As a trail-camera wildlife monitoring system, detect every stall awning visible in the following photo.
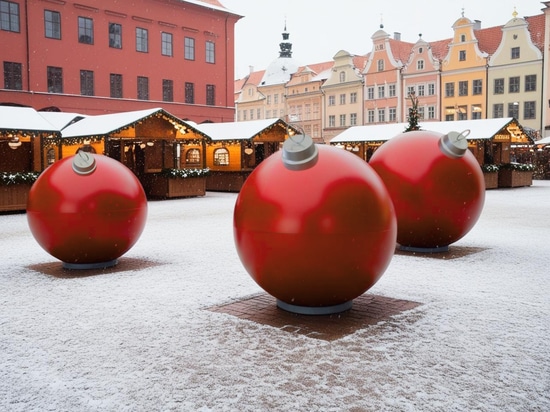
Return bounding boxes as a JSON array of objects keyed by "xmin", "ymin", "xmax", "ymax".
[
  {"xmin": 0, "ymin": 106, "xmax": 60, "ymax": 137},
  {"xmin": 194, "ymin": 118, "xmax": 299, "ymax": 141}
]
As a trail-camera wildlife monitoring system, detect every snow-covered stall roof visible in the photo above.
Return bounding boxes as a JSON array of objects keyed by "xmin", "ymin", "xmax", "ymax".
[
  {"xmin": 194, "ymin": 118, "xmax": 298, "ymax": 141},
  {"xmin": 38, "ymin": 112, "xmax": 87, "ymax": 131},
  {"xmin": 0, "ymin": 106, "xmax": 60, "ymax": 137},
  {"xmin": 534, "ymin": 135, "xmax": 550, "ymax": 145},
  {"xmin": 330, "ymin": 118, "xmax": 527, "ymax": 144},
  {"xmin": 60, "ymin": 108, "xmax": 205, "ymax": 139}
]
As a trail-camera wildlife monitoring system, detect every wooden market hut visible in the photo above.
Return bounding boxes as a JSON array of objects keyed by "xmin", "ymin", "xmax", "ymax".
[
  {"xmin": 0, "ymin": 106, "xmax": 61, "ymax": 212},
  {"xmin": 49, "ymin": 108, "xmax": 211, "ymax": 198},
  {"xmin": 330, "ymin": 118, "xmax": 535, "ymax": 188},
  {"xmin": 194, "ymin": 118, "xmax": 300, "ymax": 192}
]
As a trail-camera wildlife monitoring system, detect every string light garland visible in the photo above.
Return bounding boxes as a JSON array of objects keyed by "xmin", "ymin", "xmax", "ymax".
[
  {"xmin": 0, "ymin": 171, "xmax": 41, "ymax": 186},
  {"xmin": 160, "ymin": 167, "xmax": 210, "ymax": 179}
]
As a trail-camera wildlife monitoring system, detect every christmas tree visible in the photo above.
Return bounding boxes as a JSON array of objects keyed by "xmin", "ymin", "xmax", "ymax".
[{"xmin": 404, "ymin": 92, "xmax": 420, "ymax": 132}]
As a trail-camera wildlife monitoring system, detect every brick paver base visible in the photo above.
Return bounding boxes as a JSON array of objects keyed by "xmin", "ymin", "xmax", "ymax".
[{"xmin": 208, "ymin": 293, "xmax": 422, "ymax": 341}]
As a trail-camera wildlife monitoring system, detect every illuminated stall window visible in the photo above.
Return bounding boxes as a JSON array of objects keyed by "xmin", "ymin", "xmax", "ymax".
[
  {"xmin": 186, "ymin": 148, "xmax": 201, "ymax": 165},
  {"xmin": 213, "ymin": 147, "xmax": 229, "ymax": 166}
]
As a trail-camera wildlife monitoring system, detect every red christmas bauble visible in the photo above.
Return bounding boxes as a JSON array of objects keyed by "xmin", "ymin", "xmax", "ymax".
[
  {"xmin": 233, "ymin": 137, "xmax": 396, "ymax": 314},
  {"xmin": 369, "ymin": 130, "xmax": 485, "ymax": 251},
  {"xmin": 27, "ymin": 152, "xmax": 148, "ymax": 269}
]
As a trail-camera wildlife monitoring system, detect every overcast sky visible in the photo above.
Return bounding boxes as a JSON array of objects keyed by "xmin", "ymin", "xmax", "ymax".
[{"xmin": 220, "ymin": 0, "xmax": 545, "ymax": 79}]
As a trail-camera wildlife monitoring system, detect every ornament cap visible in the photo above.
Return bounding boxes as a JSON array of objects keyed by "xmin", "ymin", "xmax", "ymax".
[
  {"xmin": 72, "ymin": 151, "xmax": 97, "ymax": 175},
  {"xmin": 439, "ymin": 129, "xmax": 470, "ymax": 158},
  {"xmin": 282, "ymin": 134, "xmax": 318, "ymax": 170}
]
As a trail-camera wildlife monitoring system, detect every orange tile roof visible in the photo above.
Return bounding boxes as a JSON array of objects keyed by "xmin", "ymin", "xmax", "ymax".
[
  {"xmin": 525, "ymin": 14, "xmax": 546, "ymax": 50},
  {"xmin": 388, "ymin": 38, "xmax": 415, "ymax": 64},
  {"xmin": 475, "ymin": 25, "xmax": 503, "ymax": 55},
  {"xmin": 429, "ymin": 38, "xmax": 452, "ymax": 60}
]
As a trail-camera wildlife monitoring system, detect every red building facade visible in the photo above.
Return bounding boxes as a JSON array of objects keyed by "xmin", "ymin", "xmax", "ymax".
[{"xmin": 0, "ymin": 0, "xmax": 240, "ymax": 122}]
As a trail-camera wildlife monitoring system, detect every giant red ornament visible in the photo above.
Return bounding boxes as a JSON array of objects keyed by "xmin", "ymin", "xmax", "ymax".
[
  {"xmin": 27, "ymin": 152, "xmax": 148, "ymax": 269},
  {"xmin": 369, "ymin": 130, "xmax": 485, "ymax": 252},
  {"xmin": 233, "ymin": 135, "xmax": 397, "ymax": 315}
]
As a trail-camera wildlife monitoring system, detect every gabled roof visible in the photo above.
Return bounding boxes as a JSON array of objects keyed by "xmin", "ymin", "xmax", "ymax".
[
  {"xmin": 388, "ymin": 38, "xmax": 415, "ymax": 64},
  {"xmin": 61, "ymin": 108, "xmax": 205, "ymax": 139},
  {"xmin": 475, "ymin": 25, "xmax": 504, "ymax": 55},
  {"xmin": 0, "ymin": 106, "xmax": 60, "ymax": 137},
  {"xmin": 38, "ymin": 112, "xmax": 87, "ymax": 130},
  {"xmin": 331, "ymin": 118, "xmax": 527, "ymax": 143},
  {"xmin": 525, "ymin": 14, "xmax": 546, "ymax": 49},
  {"xmin": 194, "ymin": 118, "xmax": 298, "ymax": 141}
]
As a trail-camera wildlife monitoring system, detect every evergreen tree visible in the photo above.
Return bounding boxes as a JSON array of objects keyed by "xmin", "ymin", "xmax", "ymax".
[{"xmin": 404, "ymin": 92, "xmax": 420, "ymax": 132}]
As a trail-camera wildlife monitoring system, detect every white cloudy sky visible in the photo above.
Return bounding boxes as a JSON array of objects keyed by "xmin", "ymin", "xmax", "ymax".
[{"xmin": 220, "ymin": 0, "xmax": 545, "ymax": 78}]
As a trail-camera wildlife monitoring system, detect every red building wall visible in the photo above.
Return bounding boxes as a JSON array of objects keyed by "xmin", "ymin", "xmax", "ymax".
[{"xmin": 0, "ymin": 0, "xmax": 241, "ymax": 122}]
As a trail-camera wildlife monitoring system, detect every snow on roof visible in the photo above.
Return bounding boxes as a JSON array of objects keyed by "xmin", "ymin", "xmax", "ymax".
[
  {"xmin": 60, "ymin": 108, "xmax": 201, "ymax": 139},
  {"xmin": 0, "ymin": 106, "xmax": 60, "ymax": 136},
  {"xmin": 331, "ymin": 118, "xmax": 520, "ymax": 143},
  {"xmin": 38, "ymin": 112, "xmax": 87, "ymax": 131},
  {"xmin": 534, "ymin": 135, "xmax": 550, "ymax": 145},
  {"xmin": 194, "ymin": 118, "xmax": 291, "ymax": 141}
]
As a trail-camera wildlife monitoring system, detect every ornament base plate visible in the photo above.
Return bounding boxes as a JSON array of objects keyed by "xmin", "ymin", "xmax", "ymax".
[
  {"xmin": 276, "ymin": 299, "xmax": 353, "ymax": 315},
  {"xmin": 398, "ymin": 244, "xmax": 449, "ymax": 253},
  {"xmin": 62, "ymin": 259, "xmax": 118, "ymax": 270}
]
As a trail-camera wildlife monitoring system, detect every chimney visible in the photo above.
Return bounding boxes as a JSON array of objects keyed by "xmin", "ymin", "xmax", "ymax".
[
  {"xmin": 473, "ymin": 20, "xmax": 481, "ymax": 30},
  {"xmin": 249, "ymin": 65, "xmax": 254, "ymax": 74},
  {"xmin": 394, "ymin": 32, "xmax": 401, "ymax": 40}
]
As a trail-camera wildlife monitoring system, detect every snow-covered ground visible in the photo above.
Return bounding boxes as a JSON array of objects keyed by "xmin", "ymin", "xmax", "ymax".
[{"xmin": 1, "ymin": 181, "xmax": 549, "ymax": 411}]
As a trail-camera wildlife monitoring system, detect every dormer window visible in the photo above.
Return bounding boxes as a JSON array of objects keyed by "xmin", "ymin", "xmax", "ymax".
[
  {"xmin": 377, "ymin": 59, "xmax": 384, "ymax": 72},
  {"xmin": 418, "ymin": 47, "xmax": 423, "ymax": 53},
  {"xmin": 339, "ymin": 71, "xmax": 346, "ymax": 83},
  {"xmin": 511, "ymin": 47, "xmax": 520, "ymax": 59},
  {"xmin": 417, "ymin": 60, "xmax": 424, "ymax": 70},
  {"xmin": 460, "ymin": 34, "xmax": 466, "ymax": 42},
  {"xmin": 459, "ymin": 50, "xmax": 466, "ymax": 61}
]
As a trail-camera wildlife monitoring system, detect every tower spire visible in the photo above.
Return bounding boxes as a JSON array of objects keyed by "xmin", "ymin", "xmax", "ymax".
[{"xmin": 279, "ymin": 21, "xmax": 292, "ymax": 58}]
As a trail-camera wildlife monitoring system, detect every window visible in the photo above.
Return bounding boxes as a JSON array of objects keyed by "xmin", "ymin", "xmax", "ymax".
[
  {"xmin": 44, "ymin": 10, "xmax": 61, "ymax": 39},
  {"xmin": 137, "ymin": 76, "xmax": 148, "ymax": 100},
  {"xmin": 524, "ymin": 101, "xmax": 535, "ymax": 119},
  {"xmin": 428, "ymin": 83, "xmax": 435, "ymax": 95},
  {"xmin": 206, "ymin": 84, "xmax": 215, "ymax": 105},
  {"xmin": 418, "ymin": 107, "xmax": 425, "ymax": 120},
  {"xmin": 0, "ymin": 1, "xmax": 19, "ymax": 32},
  {"xmin": 388, "ymin": 84, "xmax": 396, "ymax": 97},
  {"xmin": 367, "ymin": 87, "xmax": 374, "ymax": 100},
  {"xmin": 407, "ymin": 86, "xmax": 415, "ymax": 96},
  {"xmin": 457, "ymin": 105, "xmax": 467, "ymax": 120},
  {"xmin": 185, "ymin": 82, "xmax": 194, "ymax": 104},
  {"xmin": 161, "ymin": 32, "xmax": 173, "ymax": 56},
  {"xmin": 460, "ymin": 34, "xmax": 466, "ymax": 42},
  {"xmin": 206, "ymin": 41, "xmax": 215, "ymax": 63},
  {"xmin": 508, "ymin": 102, "xmax": 519, "ymax": 118},
  {"xmin": 428, "ymin": 106, "xmax": 435, "ymax": 119},
  {"xmin": 3, "ymin": 61, "xmax": 22, "ymax": 90},
  {"xmin": 350, "ymin": 113, "xmax": 357, "ymax": 126},
  {"xmin": 473, "ymin": 79, "xmax": 482, "ymax": 95},
  {"xmin": 184, "ymin": 37, "xmax": 195, "ymax": 60},
  {"xmin": 459, "ymin": 50, "xmax": 466, "ymax": 61},
  {"xmin": 417, "ymin": 84, "xmax": 425, "ymax": 96},
  {"xmin": 47, "ymin": 148, "xmax": 55, "ymax": 166},
  {"xmin": 78, "ymin": 17, "xmax": 93, "ymax": 44},
  {"xmin": 525, "ymin": 75, "xmax": 536, "ymax": 92},
  {"xmin": 213, "ymin": 148, "xmax": 229, "ymax": 166},
  {"xmin": 445, "ymin": 107, "xmax": 455, "ymax": 121},
  {"xmin": 377, "ymin": 59, "xmax": 384, "ymax": 71},
  {"xmin": 511, "ymin": 47, "xmax": 520, "ymax": 59},
  {"xmin": 136, "ymin": 27, "xmax": 148, "ymax": 52},
  {"xmin": 378, "ymin": 86, "xmax": 385, "ymax": 99},
  {"xmin": 350, "ymin": 92, "xmax": 357, "ymax": 104},
  {"xmin": 163, "ymin": 79, "xmax": 173, "ymax": 102},
  {"xmin": 509, "ymin": 76, "xmax": 520, "ymax": 93},
  {"xmin": 367, "ymin": 110, "xmax": 375, "ymax": 123},
  {"xmin": 266, "ymin": 95, "xmax": 271, "ymax": 105},
  {"xmin": 378, "ymin": 108, "xmax": 385, "ymax": 122},
  {"xmin": 109, "ymin": 23, "xmax": 121, "ymax": 48},
  {"xmin": 493, "ymin": 103, "xmax": 503, "ymax": 118},
  {"xmin": 47, "ymin": 66, "xmax": 62, "ymax": 93},
  {"xmin": 328, "ymin": 115, "xmax": 335, "ymax": 127},
  {"xmin": 274, "ymin": 94, "xmax": 279, "ymax": 104},
  {"xmin": 459, "ymin": 81, "xmax": 468, "ymax": 96},
  {"xmin": 328, "ymin": 95, "xmax": 335, "ymax": 106},
  {"xmin": 471, "ymin": 105, "xmax": 482, "ymax": 120},
  {"xmin": 417, "ymin": 60, "xmax": 424, "ymax": 70},
  {"xmin": 110, "ymin": 73, "xmax": 122, "ymax": 98},
  {"xmin": 445, "ymin": 82, "xmax": 454, "ymax": 97},
  {"xmin": 339, "ymin": 71, "xmax": 345, "ymax": 82},
  {"xmin": 80, "ymin": 70, "xmax": 94, "ymax": 96},
  {"xmin": 186, "ymin": 149, "xmax": 200, "ymax": 165},
  {"xmin": 389, "ymin": 108, "xmax": 396, "ymax": 122},
  {"xmin": 339, "ymin": 114, "xmax": 346, "ymax": 127},
  {"xmin": 494, "ymin": 78, "xmax": 504, "ymax": 94},
  {"xmin": 249, "ymin": 109, "xmax": 253, "ymax": 120},
  {"xmin": 257, "ymin": 108, "xmax": 261, "ymax": 119},
  {"xmin": 339, "ymin": 94, "xmax": 346, "ymax": 105}
]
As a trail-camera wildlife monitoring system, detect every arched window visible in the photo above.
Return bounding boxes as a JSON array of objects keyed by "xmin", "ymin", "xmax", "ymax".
[
  {"xmin": 213, "ymin": 147, "xmax": 229, "ymax": 166},
  {"xmin": 185, "ymin": 148, "xmax": 201, "ymax": 165},
  {"xmin": 46, "ymin": 148, "xmax": 56, "ymax": 165},
  {"xmin": 339, "ymin": 71, "xmax": 346, "ymax": 83},
  {"xmin": 460, "ymin": 34, "xmax": 466, "ymax": 42}
]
